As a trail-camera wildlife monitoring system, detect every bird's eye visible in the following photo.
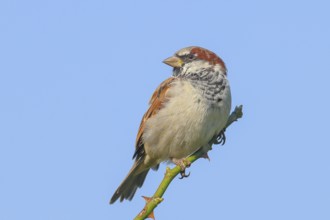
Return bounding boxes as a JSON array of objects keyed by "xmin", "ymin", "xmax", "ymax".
[{"xmin": 188, "ymin": 54, "xmax": 195, "ymax": 60}]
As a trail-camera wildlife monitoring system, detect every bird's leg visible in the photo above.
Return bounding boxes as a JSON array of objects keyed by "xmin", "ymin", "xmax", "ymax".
[{"xmin": 171, "ymin": 158, "xmax": 191, "ymax": 179}]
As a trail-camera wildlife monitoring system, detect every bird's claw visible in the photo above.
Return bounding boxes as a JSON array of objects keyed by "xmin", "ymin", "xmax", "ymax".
[
  {"xmin": 172, "ymin": 158, "xmax": 191, "ymax": 179},
  {"xmin": 214, "ymin": 130, "xmax": 226, "ymax": 145},
  {"xmin": 179, "ymin": 170, "xmax": 190, "ymax": 179}
]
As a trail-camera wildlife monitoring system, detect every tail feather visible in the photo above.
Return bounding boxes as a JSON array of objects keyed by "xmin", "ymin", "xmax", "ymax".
[{"xmin": 110, "ymin": 161, "xmax": 150, "ymax": 204}]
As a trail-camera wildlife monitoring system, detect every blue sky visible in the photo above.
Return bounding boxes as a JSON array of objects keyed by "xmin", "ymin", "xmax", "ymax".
[{"xmin": 1, "ymin": 0, "xmax": 329, "ymax": 219}]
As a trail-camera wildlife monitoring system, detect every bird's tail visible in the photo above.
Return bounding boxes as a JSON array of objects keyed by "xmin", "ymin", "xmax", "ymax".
[{"xmin": 110, "ymin": 161, "xmax": 150, "ymax": 204}]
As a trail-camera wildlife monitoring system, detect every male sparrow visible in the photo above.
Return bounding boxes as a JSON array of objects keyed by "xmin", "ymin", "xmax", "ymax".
[{"xmin": 110, "ymin": 46, "xmax": 231, "ymax": 204}]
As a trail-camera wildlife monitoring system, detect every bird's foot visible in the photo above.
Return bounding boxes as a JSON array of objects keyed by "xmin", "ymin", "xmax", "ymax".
[
  {"xmin": 214, "ymin": 129, "xmax": 226, "ymax": 145},
  {"xmin": 172, "ymin": 158, "xmax": 191, "ymax": 179}
]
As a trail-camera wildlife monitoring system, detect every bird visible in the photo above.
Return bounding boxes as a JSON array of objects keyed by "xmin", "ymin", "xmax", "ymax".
[{"xmin": 110, "ymin": 46, "xmax": 231, "ymax": 204}]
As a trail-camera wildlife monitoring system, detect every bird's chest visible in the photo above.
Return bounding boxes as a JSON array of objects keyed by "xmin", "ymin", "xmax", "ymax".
[
  {"xmin": 165, "ymin": 80, "xmax": 230, "ymax": 155},
  {"xmin": 188, "ymin": 80, "xmax": 231, "ymax": 135},
  {"xmin": 143, "ymin": 79, "xmax": 231, "ymax": 161}
]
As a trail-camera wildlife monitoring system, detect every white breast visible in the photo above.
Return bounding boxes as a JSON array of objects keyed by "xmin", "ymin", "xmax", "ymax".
[{"xmin": 142, "ymin": 78, "xmax": 231, "ymax": 165}]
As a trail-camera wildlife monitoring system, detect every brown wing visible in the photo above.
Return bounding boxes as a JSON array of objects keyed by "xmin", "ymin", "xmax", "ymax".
[{"xmin": 132, "ymin": 77, "xmax": 177, "ymax": 160}]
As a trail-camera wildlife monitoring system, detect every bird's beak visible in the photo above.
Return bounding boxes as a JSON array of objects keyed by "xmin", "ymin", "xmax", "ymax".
[{"xmin": 163, "ymin": 56, "xmax": 184, "ymax": 68}]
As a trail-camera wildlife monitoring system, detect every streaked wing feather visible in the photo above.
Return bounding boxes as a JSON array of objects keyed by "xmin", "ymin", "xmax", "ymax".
[{"xmin": 133, "ymin": 77, "xmax": 177, "ymax": 160}]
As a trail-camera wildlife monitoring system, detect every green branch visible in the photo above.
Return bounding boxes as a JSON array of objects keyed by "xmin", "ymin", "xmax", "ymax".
[{"xmin": 134, "ymin": 105, "xmax": 243, "ymax": 220}]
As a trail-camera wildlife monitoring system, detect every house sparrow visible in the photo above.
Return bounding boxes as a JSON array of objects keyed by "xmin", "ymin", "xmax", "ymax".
[{"xmin": 110, "ymin": 46, "xmax": 231, "ymax": 204}]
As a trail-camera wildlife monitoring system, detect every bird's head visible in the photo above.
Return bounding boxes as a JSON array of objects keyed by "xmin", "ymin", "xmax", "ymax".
[{"xmin": 163, "ymin": 46, "xmax": 227, "ymax": 77}]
